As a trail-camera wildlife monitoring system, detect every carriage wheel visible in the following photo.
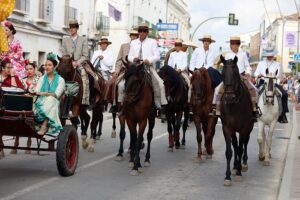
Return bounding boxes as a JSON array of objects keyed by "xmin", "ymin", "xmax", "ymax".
[{"xmin": 56, "ymin": 125, "xmax": 79, "ymax": 177}]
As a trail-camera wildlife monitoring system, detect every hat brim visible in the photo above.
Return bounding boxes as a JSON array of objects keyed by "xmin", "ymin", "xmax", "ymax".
[
  {"xmin": 262, "ymin": 53, "xmax": 276, "ymax": 57},
  {"xmin": 98, "ymin": 42, "xmax": 112, "ymax": 45},
  {"xmin": 199, "ymin": 38, "xmax": 215, "ymax": 43},
  {"xmin": 134, "ymin": 26, "xmax": 153, "ymax": 31}
]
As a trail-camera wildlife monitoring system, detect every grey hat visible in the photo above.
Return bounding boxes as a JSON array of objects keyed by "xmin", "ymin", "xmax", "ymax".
[{"xmin": 262, "ymin": 46, "xmax": 277, "ymax": 57}]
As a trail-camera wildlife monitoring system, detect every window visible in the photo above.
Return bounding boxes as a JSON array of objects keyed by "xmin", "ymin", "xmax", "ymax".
[
  {"xmin": 39, "ymin": 0, "xmax": 54, "ymax": 21},
  {"xmin": 69, "ymin": 7, "xmax": 78, "ymax": 20},
  {"xmin": 15, "ymin": 0, "xmax": 30, "ymax": 12},
  {"xmin": 95, "ymin": 12, "xmax": 110, "ymax": 36},
  {"xmin": 38, "ymin": 52, "xmax": 46, "ymax": 67}
]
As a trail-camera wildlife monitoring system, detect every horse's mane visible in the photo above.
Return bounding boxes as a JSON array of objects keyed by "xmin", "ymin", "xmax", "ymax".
[
  {"xmin": 124, "ymin": 63, "xmax": 138, "ymax": 81},
  {"xmin": 160, "ymin": 65, "xmax": 181, "ymax": 89}
]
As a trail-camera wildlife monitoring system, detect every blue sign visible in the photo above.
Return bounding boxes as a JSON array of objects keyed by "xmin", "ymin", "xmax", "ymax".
[
  {"xmin": 156, "ymin": 23, "xmax": 179, "ymax": 31},
  {"xmin": 294, "ymin": 53, "xmax": 300, "ymax": 61}
]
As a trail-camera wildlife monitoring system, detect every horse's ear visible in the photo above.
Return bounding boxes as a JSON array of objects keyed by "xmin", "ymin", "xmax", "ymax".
[
  {"xmin": 275, "ymin": 69, "xmax": 278, "ymax": 76},
  {"xmin": 233, "ymin": 56, "xmax": 238, "ymax": 64},
  {"xmin": 57, "ymin": 55, "xmax": 61, "ymax": 61},
  {"xmin": 122, "ymin": 57, "xmax": 129, "ymax": 69},
  {"xmin": 266, "ymin": 68, "xmax": 269, "ymax": 75},
  {"xmin": 220, "ymin": 55, "xmax": 226, "ymax": 64}
]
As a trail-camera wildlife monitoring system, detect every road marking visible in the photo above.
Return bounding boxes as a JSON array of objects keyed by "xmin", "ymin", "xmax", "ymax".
[
  {"xmin": 0, "ymin": 132, "xmax": 168, "ymax": 200},
  {"xmin": 216, "ymin": 123, "xmax": 285, "ymax": 131}
]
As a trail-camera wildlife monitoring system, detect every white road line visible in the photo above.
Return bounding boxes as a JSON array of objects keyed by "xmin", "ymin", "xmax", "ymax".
[{"xmin": 0, "ymin": 132, "xmax": 168, "ymax": 200}]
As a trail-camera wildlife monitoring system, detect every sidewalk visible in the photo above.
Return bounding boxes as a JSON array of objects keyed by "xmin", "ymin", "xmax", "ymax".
[{"xmin": 278, "ymin": 108, "xmax": 300, "ymax": 200}]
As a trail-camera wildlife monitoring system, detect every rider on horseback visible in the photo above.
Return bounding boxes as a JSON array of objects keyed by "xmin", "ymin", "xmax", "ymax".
[
  {"xmin": 254, "ymin": 45, "xmax": 288, "ymax": 123},
  {"xmin": 61, "ymin": 19, "xmax": 90, "ymax": 106},
  {"xmin": 167, "ymin": 39, "xmax": 190, "ymax": 96},
  {"xmin": 127, "ymin": 23, "xmax": 168, "ymax": 113},
  {"xmin": 211, "ymin": 36, "xmax": 260, "ymax": 120}
]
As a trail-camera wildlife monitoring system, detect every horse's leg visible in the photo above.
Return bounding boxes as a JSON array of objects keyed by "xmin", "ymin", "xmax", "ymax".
[
  {"xmin": 25, "ymin": 137, "xmax": 32, "ymax": 154},
  {"xmin": 128, "ymin": 120, "xmax": 137, "ymax": 169},
  {"xmin": 235, "ymin": 134, "xmax": 244, "ymax": 181},
  {"xmin": 0, "ymin": 136, "xmax": 4, "ymax": 159},
  {"xmin": 231, "ymin": 132, "xmax": 239, "ymax": 174},
  {"xmin": 11, "ymin": 136, "xmax": 19, "ymax": 154},
  {"xmin": 87, "ymin": 103, "xmax": 100, "ymax": 152},
  {"xmin": 131, "ymin": 119, "xmax": 147, "ymax": 175},
  {"xmin": 145, "ymin": 112, "xmax": 155, "ymax": 167},
  {"xmin": 242, "ymin": 134, "xmax": 250, "ymax": 172},
  {"xmin": 174, "ymin": 111, "xmax": 183, "ymax": 149},
  {"xmin": 194, "ymin": 115, "xmax": 203, "ymax": 161},
  {"xmin": 204, "ymin": 118, "xmax": 213, "ymax": 159},
  {"xmin": 181, "ymin": 106, "xmax": 189, "ymax": 148},
  {"xmin": 111, "ymin": 112, "xmax": 117, "ymax": 138},
  {"xmin": 79, "ymin": 107, "xmax": 90, "ymax": 150},
  {"xmin": 116, "ymin": 114, "xmax": 126, "ymax": 160},
  {"xmin": 167, "ymin": 113, "xmax": 174, "ymax": 152},
  {"xmin": 257, "ymin": 121, "xmax": 265, "ymax": 161},
  {"xmin": 264, "ymin": 120, "xmax": 276, "ymax": 166},
  {"xmin": 96, "ymin": 104, "xmax": 104, "ymax": 140},
  {"xmin": 223, "ymin": 127, "xmax": 233, "ymax": 186}
]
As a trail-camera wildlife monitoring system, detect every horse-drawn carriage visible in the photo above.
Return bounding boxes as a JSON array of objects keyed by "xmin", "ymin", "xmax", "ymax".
[{"xmin": 0, "ymin": 87, "xmax": 79, "ymax": 177}]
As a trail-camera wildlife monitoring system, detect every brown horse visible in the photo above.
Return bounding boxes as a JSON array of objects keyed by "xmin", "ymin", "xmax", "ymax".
[
  {"xmin": 57, "ymin": 55, "xmax": 105, "ymax": 152},
  {"xmin": 158, "ymin": 65, "xmax": 188, "ymax": 151},
  {"xmin": 219, "ymin": 55, "xmax": 254, "ymax": 186},
  {"xmin": 122, "ymin": 61, "xmax": 156, "ymax": 176},
  {"xmin": 190, "ymin": 68, "xmax": 217, "ymax": 160}
]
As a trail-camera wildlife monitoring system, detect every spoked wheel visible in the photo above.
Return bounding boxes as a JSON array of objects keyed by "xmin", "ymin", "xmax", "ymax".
[{"xmin": 56, "ymin": 125, "xmax": 79, "ymax": 176}]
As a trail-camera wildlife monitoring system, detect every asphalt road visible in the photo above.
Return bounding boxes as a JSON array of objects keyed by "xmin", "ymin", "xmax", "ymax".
[{"xmin": 0, "ymin": 112, "xmax": 292, "ymax": 200}]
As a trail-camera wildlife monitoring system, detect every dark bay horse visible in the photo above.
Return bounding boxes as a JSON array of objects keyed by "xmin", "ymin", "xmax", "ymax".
[
  {"xmin": 190, "ymin": 68, "xmax": 217, "ymax": 160},
  {"xmin": 121, "ymin": 61, "xmax": 156, "ymax": 176},
  {"xmin": 57, "ymin": 55, "xmax": 105, "ymax": 152},
  {"xmin": 158, "ymin": 65, "xmax": 188, "ymax": 151},
  {"xmin": 219, "ymin": 55, "xmax": 254, "ymax": 186}
]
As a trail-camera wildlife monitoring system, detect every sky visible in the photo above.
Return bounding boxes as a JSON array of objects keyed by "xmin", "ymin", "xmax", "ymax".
[{"xmin": 186, "ymin": 0, "xmax": 297, "ymax": 52}]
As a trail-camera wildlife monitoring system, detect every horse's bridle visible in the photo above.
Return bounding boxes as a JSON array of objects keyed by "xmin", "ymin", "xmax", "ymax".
[{"xmin": 263, "ymin": 76, "xmax": 277, "ymax": 105}]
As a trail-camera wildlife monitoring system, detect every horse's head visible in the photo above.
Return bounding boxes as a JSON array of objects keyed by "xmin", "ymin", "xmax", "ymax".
[
  {"xmin": 158, "ymin": 65, "xmax": 181, "ymax": 98},
  {"xmin": 220, "ymin": 55, "xmax": 240, "ymax": 102},
  {"xmin": 57, "ymin": 55, "xmax": 75, "ymax": 81},
  {"xmin": 264, "ymin": 68, "xmax": 278, "ymax": 105},
  {"xmin": 190, "ymin": 68, "xmax": 211, "ymax": 103}
]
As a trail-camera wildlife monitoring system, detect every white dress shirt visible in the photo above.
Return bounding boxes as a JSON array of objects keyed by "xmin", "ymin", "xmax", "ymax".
[
  {"xmin": 91, "ymin": 48, "xmax": 114, "ymax": 71},
  {"xmin": 255, "ymin": 60, "xmax": 282, "ymax": 83},
  {"xmin": 225, "ymin": 50, "xmax": 251, "ymax": 74},
  {"xmin": 128, "ymin": 37, "xmax": 160, "ymax": 64},
  {"xmin": 190, "ymin": 47, "xmax": 216, "ymax": 71},
  {"xmin": 168, "ymin": 51, "xmax": 188, "ymax": 70}
]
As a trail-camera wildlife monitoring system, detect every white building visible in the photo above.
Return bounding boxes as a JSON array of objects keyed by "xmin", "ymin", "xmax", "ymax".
[{"xmin": 7, "ymin": 0, "xmax": 191, "ymax": 68}]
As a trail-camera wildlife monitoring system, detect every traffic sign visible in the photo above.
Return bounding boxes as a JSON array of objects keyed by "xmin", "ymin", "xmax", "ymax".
[
  {"xmin": 156, "ymin": 23, "xmax": 179, "ymax": 31},
  {"xmin": 293, "ymin": 53, "xmax": 300, "ymax": 62}
]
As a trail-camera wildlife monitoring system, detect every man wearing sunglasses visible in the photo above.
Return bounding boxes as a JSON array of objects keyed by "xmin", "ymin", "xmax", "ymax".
[
  {"xmin": 128, "ymin": 23, "xmax": 167, "ymax": 112},
  {"xmin": 211, "ymin": 36, "xmax": 260, "ymax": 121}
]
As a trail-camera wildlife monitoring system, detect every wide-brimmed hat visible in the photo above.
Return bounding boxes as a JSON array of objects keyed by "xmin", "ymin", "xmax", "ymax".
[
  {"xmin": 98, "ymin": 38, "xmax": 112, "ymax": 45},
  {"xmin": 174, "ymin": 39, "xmax": 183, "ymax": 46},
  {"xmin": 129, "ymin": 29, "xmax": 139, "ymax": 36},
  {"xmin": 135, "ymin": 22, "xmax": 153, "ymax": 31},
  {"xmin": 199, "ymin": 35, "xmax": 215, "ymax": 43},
  {"xmin": 229, "ymin": 36, "xmax": 241, "ymax": 42},
  {"xmin": 69, "ymin": 19, "xmax": 79, "ymax": 27},
  {"xmin": 262, "ymin": 46, "xmax": 277, "ymax": 57}
]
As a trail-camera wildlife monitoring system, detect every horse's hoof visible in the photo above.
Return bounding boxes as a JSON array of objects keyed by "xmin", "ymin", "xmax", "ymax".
[
  {"xmin": 193, "ymin": 157, "xmax": 202, "ymax": 163},
  {"xmin": 138, "ymin": 167, "xmax": 143, "ymax": 173},
  {"xmin": 242, "ymin": 164, "xmax": 248, "ymax": 172},
  {"xmin": 175, "ymin": 145, "xmax": 180, "ymax": 150},
  {"xmin": 82, "ymin": 143, "xmax": 88, "ymax": 149},
  {"xmin": 168, "ymin": 147, "xmax": 173, "ymax": 152},
  {"xmin": 128, "ymin": 162, "xmax": 134, "ymax": 168},
  {"xmin": 141, "ymin": 143, "xmax": 145, "ymax": 150},
  {"xmin": 206, "ymin": 154, "xmax": 212, "ymax": 159},
  {"xmin": 10, "ymin": 149, "xmax": 17, "ymax": 154},
  {"xmin": 130, "ymin": 170, "xmax": 139, "ymax": 176},
  {"xmin": 258, "ymin": 155, "xmax": 265, "ymax": 161},
  {"xmin": 231, "ymin": 169, "xmax": 237, "ymax": 175},
  {"xmin": 115, "ymin": 155, "xmax": 123, "ymax": 161},
  {"xmin": 111, "ymin": 130, "xmax": 116, "ymax": 138},
  {"xmin": 202, "ymin": 150, "xmax": 207, "ymax": 155},
  {"xmin": 235, "ymin": 176, "xmax": 242, "ymax": 182},
  {"xmin": 181, "ymin": 145, "xmax": 185, "ymax": 150},
  {"xmin": 24, "ymin": 150, "xmax": 31, "ymax": 155},
  {"xmin": 96, "ymin": 136, "xmax": 100, "ymax": 140},
  {"xmin": 263, "ymin": 160, "xmax": 270, "ymax": 166},
  {"xmin": 224, "ymin": 179, "xmax": 232, "ymax": 186},
  {"xmin": 87, "ymin": 147, "xmax": 94, "ymax": 152},
  {"xmin": 144, "ymin": 161, "xmax": 151, "ymax": 167}
]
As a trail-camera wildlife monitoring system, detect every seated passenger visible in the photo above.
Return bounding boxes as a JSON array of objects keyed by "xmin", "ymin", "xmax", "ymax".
[
  {"xmin": 23, "ymin": 59, "xmax": 39, "ymax": 93},
  {"xmin": 34, "ymin": 53, "xmax": 65, "ymax": 135},
  {"xmin": 0, "ymin": 57, "xmax": 26, "ymax": 89}
]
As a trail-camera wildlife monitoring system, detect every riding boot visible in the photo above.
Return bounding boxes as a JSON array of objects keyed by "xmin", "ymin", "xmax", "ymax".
[
  {"xmin": 252, "ymin": 103, "xmax": 261, "ymax": 122},
  {"xmin": 209, "ymin": 104, "xmax": 218, "ymax": 118},
  {"xmin": 278, "ymin": 113, "xmax": 288, "ymax": 123}
]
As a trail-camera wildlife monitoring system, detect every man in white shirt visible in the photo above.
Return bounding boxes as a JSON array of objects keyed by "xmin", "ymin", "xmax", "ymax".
[
  {"xmin": 128, "ymin": 23, "xmax": 167, "ymax": 109},
  {"xmin": 254, "ymin": 46, "xmax": 288, "ymax": 123},
  {"xmin": 91, "ymin": 38, "xmax": 114, "ymax": 81},
  {"xmin": 212, "ymin": 36, "xmax": 260, "ymax": 120}
]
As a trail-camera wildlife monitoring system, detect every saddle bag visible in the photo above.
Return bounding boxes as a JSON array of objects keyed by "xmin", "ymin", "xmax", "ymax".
[{"xmin": 65, "ymin": 81, "xmax": 80, "ymax": 97}]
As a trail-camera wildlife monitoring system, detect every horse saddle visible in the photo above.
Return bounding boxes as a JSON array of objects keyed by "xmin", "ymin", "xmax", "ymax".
[{"xmin": 82, "ymin": 61, "xmax": 103, "ymax": 94}]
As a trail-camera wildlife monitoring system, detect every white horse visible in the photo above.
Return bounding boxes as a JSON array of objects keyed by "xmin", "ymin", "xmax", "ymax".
[{"xmin": 257, "ymin": 69, "xmax": 280, "ymax": 166}]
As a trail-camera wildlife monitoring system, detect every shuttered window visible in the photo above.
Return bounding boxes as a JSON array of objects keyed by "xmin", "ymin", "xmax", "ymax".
[{"xmin": 15, "ymin": 0, "xmax": 30, "ymax": 12}]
